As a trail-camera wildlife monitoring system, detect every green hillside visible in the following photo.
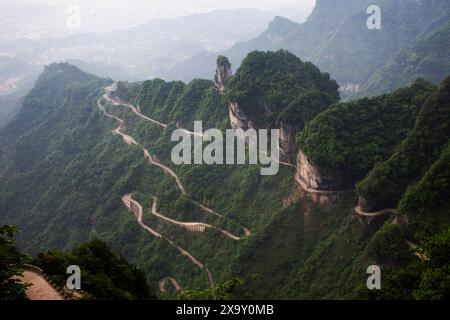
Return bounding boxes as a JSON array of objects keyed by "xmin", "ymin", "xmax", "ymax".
[{"xmin": 0, "ymin": 53, "xmax": 448, "ymax": 300}]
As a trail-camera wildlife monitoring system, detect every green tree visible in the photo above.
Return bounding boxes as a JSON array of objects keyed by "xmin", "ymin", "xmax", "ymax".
[
  {"xmin": 0, "ymin": 225, "xmax": 30, "ymax": 300},
  {"xmin": 177, "ymin": 278, "xmax": 244, "ymax": 300}
]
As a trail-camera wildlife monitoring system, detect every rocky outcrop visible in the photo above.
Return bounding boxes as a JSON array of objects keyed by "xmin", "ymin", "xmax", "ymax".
[
  {"xmin": 357, "ymin": 195, "xmax": 396, "ymax": 213},
  {"xmin": 295, "ymin": 151, "xmax": 350, "ymax": 191},
  {"xmin": 279, "ymin": 123, "xmax": 297, "ymax": 162},
  {"xmin": 228, "ymin": 94, "xmax": 271, "ymax": 130},
  {"xmin": 228, "ymin": 98, "xmax": 297, "ymax": 161},
  {"xmin": 214, "ymin": 56, "xmax": 232, "ymax": 95}
]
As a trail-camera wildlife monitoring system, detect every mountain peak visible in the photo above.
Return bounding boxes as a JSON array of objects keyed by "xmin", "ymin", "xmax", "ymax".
[
  {"xmin": 267, "ymin": 16, "xmax": 299, "ymax": 35},
  {"xmin": 36, "ymin": 62, "xmax": 98, "ymax": 88}
]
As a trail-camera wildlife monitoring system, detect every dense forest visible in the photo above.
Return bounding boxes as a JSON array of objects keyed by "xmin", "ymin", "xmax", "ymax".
[
  {"xmin": 170, "ymin": 0, "xmax": 450, "ymax": 99},
  {"xmin": 0, "ymin": 44, "xmax": 448, "ymax": 300},
  {"xmin": 297, "ymin": 79, "xmax": 437, "ymax": 186},
  {"xmin": 226, "ymin": 50, "xmax": 339, "ymax": 131},
  {"xmin": 0, "ymin": 224, "xmax": 153, "ymax": 300}
]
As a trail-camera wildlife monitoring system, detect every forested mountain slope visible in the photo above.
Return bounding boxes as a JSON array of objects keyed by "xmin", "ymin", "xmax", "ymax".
[
  {"xmin": 168, "ymin": 0, "xmax": 450, "ymax": 98},
  {"xmin": 0, "ymin": 53, "xmax": 448, "ymax": 299}
]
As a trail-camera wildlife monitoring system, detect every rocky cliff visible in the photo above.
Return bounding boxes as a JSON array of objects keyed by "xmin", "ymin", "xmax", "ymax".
[
  {"xmin": 228, "ymin": 97, "xmax": 297, "ymax": 162},
  {"xmin": 214, "ymin": 56, "xmax": 232, "ymax": 95},
  {"xmin": 228, "ymin": 95, "xmax": 271, "ymax": 131},
  {"xmin": 295, "ymin": 151, "xmax": 350, "ymax": 191}
]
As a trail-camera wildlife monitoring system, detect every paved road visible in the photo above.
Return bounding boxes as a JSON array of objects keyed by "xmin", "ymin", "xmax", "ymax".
[
  {"xmin": 159, "ymin": 277, "xmax": 182, "ymax": 293},
  {"xmin": 295, "ymin": 172, "xmax": 346, "ymax": 195},
  {"xmin": 15, "ymin": 270, "xmax": 63, "ymax": 300},
  {"xmin": 151, "ymin": 196, "xmax": 249, "ymax": 241},
  {"xmin": 97, "ymin": 85, "xmax": 258, "ymax": 290},
  {"xmin": 354, "ymin": 206, "xmax": 397, "ymax": 217},
  {"xmin": 98, "ymin": 90, "xmax": 250, "ymax": 237},
  {"xmin": 99, "ymin": 95, "xmax": 220, "ymax": 289},
  {"xmin": 122, "ymin": 194, "xmax": 215, "ymax": 288}
]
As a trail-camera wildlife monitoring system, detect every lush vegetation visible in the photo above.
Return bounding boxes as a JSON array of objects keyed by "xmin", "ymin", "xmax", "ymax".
[
  {"xmin": 0, "ymin": 62, "xmax": 294, "ymax": 297},
  {"xmin": 227, "ymin": 50, "xmax": 339, "ymax": 129},
  {"xmin": 177, "ymin": 278, "xmax": 244, "ymax": 300},
  {"xmin": 173, "ymin": 0, "xmax": 450, "ymax": 99},
  {"xmin": 356, "ymin": 21, "xmax": 450, "ymax": 98},
  {"xmin": 357, "ymin": 77, "xmax": 450, "ymax": 211},
  {"xmin": 216, "ymin": 55, "xmax": 230, "ymax": 67},
  {"xmin": 0, "ymin": 54, "xmax": 448, "ymax": 301},
  {"xmin": 32, "ymin": 239, "xmax": 153, "ymax": 300},
  {"xmin": 0, "ymin": 225, "xmax": 29, "ymax": 300},
  {"xmin": 116, "ymin": 78, "xmax": 229, "ymax": 131},
  {"xmin": 371, "ymin": 228, "xmax": 450, "ymax": 300},
  {"xmin": 298, "ymin": 79, "xmax": 436, "ymax": 185}
]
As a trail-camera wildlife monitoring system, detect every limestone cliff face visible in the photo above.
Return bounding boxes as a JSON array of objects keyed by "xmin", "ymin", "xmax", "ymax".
[
  {"xmin": 357, "ymin": 194, "xmax": 395, "ymax": 213},
  {"xmin": 228, "ymin": 95, "xmax": 269, "ymax": 131},
  {"xmin": 295, "ymin": 151, "xmax": 350, "ymax": 190},
  {"xmin": 228, "ymin": 97, "xmax": 298, "ymax": 161},
  {"xmin": 228, "ymin": 97, "xmax": 297, "ymax": 161},
  {"xmin": 279, "ymin": 123, "xmax": 297, "ymax": 162},
  {"xmin": 214, "ymin": 57, "xmax": 232, "ymax": 95},
  {"xmin": 358, "ymin": 196, "xmax": 377, "ymax": 213}
]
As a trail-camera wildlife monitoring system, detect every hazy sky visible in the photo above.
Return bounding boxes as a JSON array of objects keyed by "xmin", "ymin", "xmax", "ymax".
[
  {"xmin": 25, "ymin": 0, "xmax": 316, "ymax": 18},
  {"xmin": 0, "ymin": 0, "xmax": 316, "ymax": 40}
]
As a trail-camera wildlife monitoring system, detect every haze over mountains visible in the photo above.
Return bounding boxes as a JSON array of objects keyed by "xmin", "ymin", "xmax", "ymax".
[
  {"xmin": 170, "ymin": 0, "xmax": 450, "ymax": 98},
  {"xmin": 0, "ymin": 7, "xmax": 294, "ymax": 130},
  {"xmin": 0, "ymin": 0, "xmax": 449, "ymax": 301}
]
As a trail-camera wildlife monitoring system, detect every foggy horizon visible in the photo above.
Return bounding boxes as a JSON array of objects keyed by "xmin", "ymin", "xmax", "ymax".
[{"xmin": 1, "ymin": 0, "xmax": 316, "ymax": 40}]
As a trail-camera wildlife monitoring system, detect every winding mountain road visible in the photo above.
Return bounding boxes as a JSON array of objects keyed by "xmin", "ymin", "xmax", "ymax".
[
  {"xmin": 122, "ymin": 194, "xmax": 214, "ymax": 288},
  {"xmin": 105, "ymin": 84, "xmax": 294, "ymax": 166},
  {"xmin": 101, "ymin": 85, "xmax": 250, "ymax": 234},
  {"xmin": 294, "ymin": 172, "xmax": 347, "ymax": 195},
  {"xmin": 15, "ymin": 269, "xmax": 64, "ymax": 300},
  {"xmin": 354, "ymin": 206, "xmax": 397, "ymax": 217},
  {"xmin": 159, "ymin": 277, "xmax": 182, "ymax": 293},
  {"xmin": 104, "ymin": 84, "xmax": 202, "ymax": 137},
  {"xmin": 97, "ymin": 86, "xmax": 253, "ymax": 291},
  {"xmin": 354, "ymin": 206, "xmax": 428, "ymax": 261},
  {"xmin": 151, "ymin": 196, "xmax": 249, "ymax": 241}
]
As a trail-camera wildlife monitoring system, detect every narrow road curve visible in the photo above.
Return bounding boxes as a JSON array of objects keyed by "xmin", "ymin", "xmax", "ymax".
[
  {"xmin": 122, "ymin": 194, "xmax": 215, "ymax": 288},
  {"xmin": 15, "ymin": 270, "xmax": 64, "ymax": 300},
  {"xmin": 105, "ymin": 85, "xmax": 167, "ymax": 128},
  {"xmin": 99, "ymin": 96, "xmax": 215, "ymax": 288},
  {"xmin": 97, "ymin": 85, "xmax": 256, "ymax": 290},
  {"xmin": 105, "ymin": 84, "xmax": 202, "ymax": 137},
  {"xmin": 295, "ymin": 172, "xmax": 347, "ymax": 195},
  {"xmin": 354, "ymin": 206, "xmax": 428, "ymax": 262},
  {"xmin": 143, "ymin": 149, "xmax": 186, "ymax": 195},
  {"xmin": 159, "ymin": 277, "xmax": 182, "ymax": 293},
  {"xmin": 354, "ymin": 206, "xmax": 397, "ymax": 217},
  {"xmin": 106, "ymin": 83, "xmax": 293, "ymax": 165},
  {"xmin": 151, "ymin": 196, "xmax": 249, "ymax": 241},
  {"xmin": 99, "ymin": 89, "xmax": 250, "ymax": 235}
]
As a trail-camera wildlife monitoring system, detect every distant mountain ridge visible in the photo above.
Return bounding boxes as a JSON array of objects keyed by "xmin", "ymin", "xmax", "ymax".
[{"xmin": 168, "ymin": 0, "xmax": 450, "ymax": 98}]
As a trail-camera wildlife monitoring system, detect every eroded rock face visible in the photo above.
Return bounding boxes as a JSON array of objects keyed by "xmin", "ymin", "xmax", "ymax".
[
  {"xmin": 296, "ymin": 151, "xmax": 350, "ymax": 190},
  {"xmin": 228, "ymin": 98, "xmax": 297, "ymax": 161},
  {"xmin": 279, "ymin": 123, "xmax": 297, "ymax": 162},
  {"xmin": 228, "ymin": 96, "xmax": 268, "ymax": 131},
  {"xmin": 214, "ymin": 59, "xmax": 232, "ymax": 95},
  {"xmin": 358, "ymin": 195, "xmax": 395, "ymax": 213}
]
